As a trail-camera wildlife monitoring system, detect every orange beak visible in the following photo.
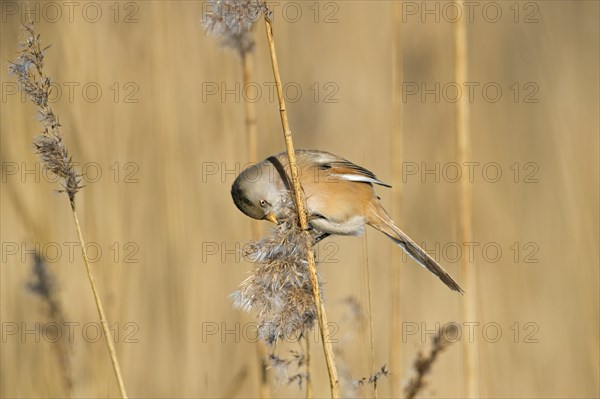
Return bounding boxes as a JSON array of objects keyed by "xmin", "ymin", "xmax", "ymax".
[{"xmin": 264, "ymin": 212, "xmax": 279, "ymax": 224}]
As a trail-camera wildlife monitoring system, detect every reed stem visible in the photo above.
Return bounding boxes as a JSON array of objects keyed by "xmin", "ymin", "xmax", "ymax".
[
  {"xmin": 241, "ymin": 49, "xmax": 271, "ymax": 399},
  {"xmin": 305, "ymin": 335, "xmax": 313, "ymax": 399},
  {"xmin": 242, "ymin": 51, "xmax": 258, "ymax": 165},
  {"xmin": 70, "ymin": 202, "xmax": 128, "ymax": 398},
  {"xmin": 455, "ymin": 1, "xmax": 480, "ymax": 396},
  {"xmin": 390, "ymin": 2, "xmax": 404, "ymax": 396},
  {"xmin": 363, "ymin": 233, "xmax": 378, "ymax": 399},
  {"xmin": 263, "ymin": 15, "xmax": 340, "ymax": 399}
]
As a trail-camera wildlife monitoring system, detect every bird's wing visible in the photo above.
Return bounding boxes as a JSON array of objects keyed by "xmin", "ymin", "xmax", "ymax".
[
  {"xmin": 319, "ymin": 160, "xmax": 392, "ymax": 187},
  {"xmin": 293, "ymin": 150, "xmax": 392, "ymax": 188}
]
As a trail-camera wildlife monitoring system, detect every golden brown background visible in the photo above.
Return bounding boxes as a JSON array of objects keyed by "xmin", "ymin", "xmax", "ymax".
[{"xmin": 1, "ymin": 1, "xmax": 598, "ymax": 398}]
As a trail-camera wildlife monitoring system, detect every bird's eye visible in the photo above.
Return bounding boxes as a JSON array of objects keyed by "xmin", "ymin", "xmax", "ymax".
[{"xmin": 259, "ymin": 200, "xmax": 267, "ymax": 208}]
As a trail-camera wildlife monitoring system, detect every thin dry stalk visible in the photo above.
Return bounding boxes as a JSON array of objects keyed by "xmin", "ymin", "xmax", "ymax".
[
  {"xmin": 10, "ymin": 24, "xmax": 128, "ymax": 399},
  {"xmin": 241, "ymin": 31, "xmax": 271, "ymax": 399},
  {"xmin": 404, "ymin": 325, "xmax": 459, "ymax": 399},
  {"xmin": 362, "ymin": 233, "xmax": 378, "ymax": 398},
  {"xmin": 242, "ymin": 51, "xmax": 258, "ymax": 166},
  {"xmin": 204, "ymin": 5, "xmax": 271, "ymax": 394},
  {"xmin": 263, "ymin": 13, "xmax": 340, "ymax": 398},
  {"xmin": 71, "ymin": 209, "xmax": 128, "ymax": 398},
  {"xmin": 454, "ymin": 1, "xmax": 480, "ymax": 397},
  {"xmin": 305, "ymin": 335, "xmax": 312, "ymax": 399},
  {"xmin": 389, "ymin": 2, "xmax": 405, "ymax": 397}
]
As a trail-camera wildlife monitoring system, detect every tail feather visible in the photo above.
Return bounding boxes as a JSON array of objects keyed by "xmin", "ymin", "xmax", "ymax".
[{"xmin": 368, "ymin": 207, "xmax": 464, "ymax": 294}]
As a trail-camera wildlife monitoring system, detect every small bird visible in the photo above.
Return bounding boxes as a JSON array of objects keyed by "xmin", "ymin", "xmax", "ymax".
[{"xmin": 231, "ymin": 150, "xmax": 463, "ymax": 293}]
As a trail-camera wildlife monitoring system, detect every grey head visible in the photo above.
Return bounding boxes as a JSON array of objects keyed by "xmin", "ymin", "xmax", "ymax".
[{"xmin": 231, "ymin": 160, "xmax": 285, "ymax": 223}]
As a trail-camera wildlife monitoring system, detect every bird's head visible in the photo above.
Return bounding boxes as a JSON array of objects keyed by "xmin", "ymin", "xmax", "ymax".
[{"xmin": 231, "ymin": 162, "xmax": 282, "ymax": 224}]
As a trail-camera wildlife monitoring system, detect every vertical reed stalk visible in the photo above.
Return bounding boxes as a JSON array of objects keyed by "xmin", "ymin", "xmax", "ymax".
[
  {"xmin": 363, "ymin": 233, "xmax": 378, "ymax": 399},
  {"xmin": 455, "ymin": 2, "xmax": 480, "ymax": 397},
  {"xmin": 71, "ymin": 204, "xmax": 128, "ymax": 398},
  {"xmin": 263, "ymin": 15, "xmax": 340, "ymax": 399},
  {"xmin": 242, "ymin": 51, "xmax": 258, "ymax": 166},
  {"xmin": 242, "ymin": 49, "xmax": 271, "ymax": 399},
  {"xmin": 390, "ymin": 2, "xmax": 404, "ymax": 396},
  {"xmin": 305, "ymin": 335, "xmax": 313, "ymax": 399}
]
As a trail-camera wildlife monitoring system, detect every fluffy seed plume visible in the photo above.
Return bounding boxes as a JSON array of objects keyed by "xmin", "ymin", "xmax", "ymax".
[
  {"xmin": 203, "ymin": 0, "xmax": 269, "ymax": 55},
  {"xmin": 232, "ymin": 197, "xmax": 322, "ymax": 344},
  {"xmin": 9, "ymin": 24, "xmax": 82, "ymax": 205}
]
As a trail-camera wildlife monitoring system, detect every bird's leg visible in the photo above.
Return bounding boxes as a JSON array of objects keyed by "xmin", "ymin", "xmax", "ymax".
[
  {"xmin": 306, "ymin": 217, "xmax": 330, "ymax": 244},
  {"xmin": 313, "ymin": 233, "xmax": 330, "ymax": 244}
]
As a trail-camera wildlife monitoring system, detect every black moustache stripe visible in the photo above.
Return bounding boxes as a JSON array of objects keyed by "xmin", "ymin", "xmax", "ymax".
[{"xmin": 266, "ymin": 156, "xmax": 291, "ymax": 192}]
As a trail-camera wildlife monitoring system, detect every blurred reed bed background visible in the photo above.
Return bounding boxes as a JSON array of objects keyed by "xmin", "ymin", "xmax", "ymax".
[{"xmin": 1, "ymin": 1, "xmax": 598, "ymax": 398}]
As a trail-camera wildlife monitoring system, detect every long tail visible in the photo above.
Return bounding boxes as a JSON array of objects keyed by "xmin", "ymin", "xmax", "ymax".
[{"xmin": 368, "ymin": 206, "xmax": 464, "ymax": 294}]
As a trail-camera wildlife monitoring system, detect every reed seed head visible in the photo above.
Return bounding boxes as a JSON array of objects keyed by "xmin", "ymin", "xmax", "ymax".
[
  {"xmin": 9, "ymin": 24, "xmax": 82, "ymax": 204},
  {"xmin": 232, "ymin": 197, "xmax": 321, "ymax": 344},
  {"xmin": 33, "ymin": 130, "xmax": 81, "ymax": 204},
  {"xmin": 203, "ymin": 0, "xmax": 269, "ymax": 55}
]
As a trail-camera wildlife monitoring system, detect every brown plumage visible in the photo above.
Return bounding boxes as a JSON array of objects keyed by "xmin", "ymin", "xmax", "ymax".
[{"xmin": 232, "ymin": 150, "xmax": 463, "ymax": 293}]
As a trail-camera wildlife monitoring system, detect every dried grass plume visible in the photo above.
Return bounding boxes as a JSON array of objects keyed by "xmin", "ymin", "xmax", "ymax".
[
  {"xmin": 9, "ymin": 24, "xmax": 81, "ymax": 205},
  {"xmin": 203, "ymin": 0, "xmax": 269, "ymax": 56},
  {"xmin": 232, "ymin": 197, "xmax": 321, "ymax": 344},
  {"xmin": 404, "ymin": 324, "xmax": 460, "ymax": 399}
]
